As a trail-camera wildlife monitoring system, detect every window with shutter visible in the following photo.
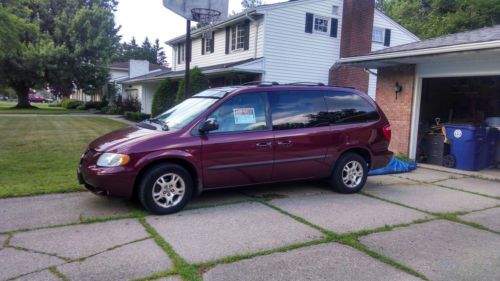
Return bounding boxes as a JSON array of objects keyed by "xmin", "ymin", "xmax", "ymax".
[
  {"xmin": 201, "ymin": 37, "xmax": 213, "ymax": 55},
  {"xmin": 314, "ymin": 16, "xmax": 329, "ymax": 33},
  {"xmin": 372, "ymin": 27, "xmax": 384, "ymax": 44},
  {"xmin": 230, "ymin": 23, "xmax": 246, "ymax": 51},
  {"xmin": 177, "ymin": 43, "xmax": 185, "ymax": 63}
]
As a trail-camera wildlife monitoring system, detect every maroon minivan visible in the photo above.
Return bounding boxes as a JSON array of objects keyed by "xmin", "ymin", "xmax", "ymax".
[{"xmin": 78, "ymin": 84, "xmax": 392, "ymax": 214}]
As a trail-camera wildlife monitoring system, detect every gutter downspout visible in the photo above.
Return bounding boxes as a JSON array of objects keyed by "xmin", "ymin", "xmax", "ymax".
[{"xmin": 245, "ymin": 12, "xmax": 259, "ymax": 59}]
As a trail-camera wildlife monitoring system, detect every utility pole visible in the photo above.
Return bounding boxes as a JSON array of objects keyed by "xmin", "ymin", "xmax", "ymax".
[{"xmin": 184, "ymin": 19, "xmax": 191, "ymax": 99}]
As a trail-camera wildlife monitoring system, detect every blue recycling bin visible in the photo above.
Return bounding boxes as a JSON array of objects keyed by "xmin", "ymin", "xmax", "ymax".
[
  {"xmin": 480, "ymin": 127, "xmax": 498, "ymax": 169},
  {"xmin": 445, "ymin": 124, "xmax": 486, "ymax": 171}
]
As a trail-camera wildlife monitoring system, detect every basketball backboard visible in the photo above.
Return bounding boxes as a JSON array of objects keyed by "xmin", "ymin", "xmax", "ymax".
[{"xmin": 163, "ymin": 0, "xmax": 229, "ymax": 21}]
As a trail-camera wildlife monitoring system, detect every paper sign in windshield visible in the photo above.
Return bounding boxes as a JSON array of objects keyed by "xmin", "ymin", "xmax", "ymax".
[{"xmin": 233, "ymin": 108, "xmax": 256, "ymax": 124}]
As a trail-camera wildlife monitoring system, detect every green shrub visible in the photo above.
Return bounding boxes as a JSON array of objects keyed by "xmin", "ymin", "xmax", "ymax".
[
  {"xmin": 151, "ymin": 78, "xmax": 178, "ymax": 117},
  {"xmin": 176, "ymin": 67, "xmax": 209, "ymax": 101},
  {"xmin": 76, "ymin": 105, "xmax": 86, "ymax": 110},
  {"xmin": 83, "ymin": 99, "xmax": 108, "ymax": 110},
  {"xmin": 395, "ymin": 153, "xmax": 415, "ymax": 163},
  {"xmin": 61, "ymin": 99, "xmax": 83, "ymax": 109},
  {"xmin": 101, "ymin": 105, "xmax": 123, "ymax": 115},
  {"xmin": 122, "ymin": 95, "xmax": 141, "ymax": 112},
  {"xmin": 124, "ymin": 111, "xmax": 150, "ymax": 122}
]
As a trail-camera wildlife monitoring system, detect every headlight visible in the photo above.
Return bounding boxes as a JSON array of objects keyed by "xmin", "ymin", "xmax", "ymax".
[{"xmin": 96, "ymin": 153, "xmax": 130, "ymax": 167}]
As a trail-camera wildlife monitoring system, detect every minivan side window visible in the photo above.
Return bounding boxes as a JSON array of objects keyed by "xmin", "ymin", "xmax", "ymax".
[
  {"xmin": 207, "ymin": 92, "xmax": 268, "ymax": 133},
  {"xmin": 324, "ymin": 91, "xmax": 379, "ymax": 124},
  {"xmin": 270, "ymin": 91, "xmax": 329, "ymax": 130}
]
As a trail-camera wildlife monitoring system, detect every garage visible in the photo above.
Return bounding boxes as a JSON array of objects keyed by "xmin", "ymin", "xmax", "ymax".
[
  {"xmin": 338, "ymin": 25, "xmax": 500, "ymax": 173},
  {"xmin": 416, "ymin": 75, "xmax": 500, "ymax": 170}
]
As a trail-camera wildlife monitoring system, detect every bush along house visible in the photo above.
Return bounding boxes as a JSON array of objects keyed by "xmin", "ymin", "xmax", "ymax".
[{"xmin": 120, "ymin": 0, "xmax": 418, "ymax": 114}]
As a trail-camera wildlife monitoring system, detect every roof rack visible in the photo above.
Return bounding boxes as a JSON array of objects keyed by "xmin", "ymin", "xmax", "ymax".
[
  {"xmin": 241, "ymin": 81, "xmax": 280, "ymax": 86},
  {"xmin": 239, "ymin": 81, "xmax": 356, "ymax": 89},
  {"xmin": 286, "ymin": 82, "xmax": 325, "ymax": 86}
]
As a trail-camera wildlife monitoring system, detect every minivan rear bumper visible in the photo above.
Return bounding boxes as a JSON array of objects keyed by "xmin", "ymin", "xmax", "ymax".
[
  {"xmin": 371, "ymin": 151, "xmax": 393, "ymax": 170},
  {"xmin": 78, "ymin": 165, "xmax": 136, "ymax": 198}
]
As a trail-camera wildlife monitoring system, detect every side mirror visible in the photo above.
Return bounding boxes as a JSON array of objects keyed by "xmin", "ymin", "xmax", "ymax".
[{"xmin": 199, "ymin": 118, "xmax": 219, "ymax": 133}]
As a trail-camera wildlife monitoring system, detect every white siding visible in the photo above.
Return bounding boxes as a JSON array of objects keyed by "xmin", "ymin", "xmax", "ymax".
[
  {"xmin": 172, "ymin": 17, "xmax": 264, "ymax": 71},
  {"xmin": 262, "ymin": 0, "xmax": 343, "ymax": 84},
  {"xmin": 110, "ymin": 69, "xmax": 128, "ymax": 81},
  {"xmin": 368, "ymin": 10, "xmax": 419, "ymax": 99}
]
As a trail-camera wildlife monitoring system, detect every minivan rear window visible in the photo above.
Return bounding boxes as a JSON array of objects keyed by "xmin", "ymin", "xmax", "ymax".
[
  {"xmin": 324, "ymin": 92, "xmax": 379, "ymax": 124},
  {"xmin": 270, "ymin": 91, "xmax": 330, "ymax": 130}
]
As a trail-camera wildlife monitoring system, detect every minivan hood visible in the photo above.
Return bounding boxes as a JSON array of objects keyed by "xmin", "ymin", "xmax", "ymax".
[{"xmin": 89, "ymin": 126, "xmax": 163, "ymax": 152}]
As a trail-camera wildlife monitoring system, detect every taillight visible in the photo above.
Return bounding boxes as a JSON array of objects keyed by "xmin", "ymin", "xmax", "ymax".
[{"xmin": 382, "ymin": 124, "xmax": 391, "ymax": 141}]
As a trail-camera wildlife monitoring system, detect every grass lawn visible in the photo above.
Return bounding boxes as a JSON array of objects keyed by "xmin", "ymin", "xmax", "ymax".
[
  {"xmin": 0, "ymin": 116, "xmax": 128, "ymax": 198},
  {"xmin": 0, "ymin": 101, "xmax": 85, "ymax": 114}
]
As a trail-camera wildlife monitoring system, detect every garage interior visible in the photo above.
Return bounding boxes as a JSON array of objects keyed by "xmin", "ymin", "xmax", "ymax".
[{"xmin": 416, "ymin": 75, "xmax": 500, "ymax": 170}]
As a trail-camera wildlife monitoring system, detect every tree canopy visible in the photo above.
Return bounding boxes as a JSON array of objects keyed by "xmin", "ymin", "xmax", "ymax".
[
  {"xmin": 0, "ymin": 0, "xmax": 120, "ymax": 108},
  {"xmin": 380, "ymin": 0, "xmax": 500, "ymax": 39},
  {"xmin": 241, "ymin": 0, "xmax": 263, "ymax": 10},
  {"xmin": 114, "ymin": 37, "xmax": 167, "ymax": 66}
]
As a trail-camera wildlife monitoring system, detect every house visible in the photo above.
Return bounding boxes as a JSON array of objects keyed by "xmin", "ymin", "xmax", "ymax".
[
  {"xmin": 121, "ymin": 0, "xmax": 418, "ymax": 113},
  {"xmin": 338, "ymin": 25, "xmax": 500, "ymax": 170},
  {"xmin": 71, "ymin": 60, "xmax": 168, "ymax": 104}
]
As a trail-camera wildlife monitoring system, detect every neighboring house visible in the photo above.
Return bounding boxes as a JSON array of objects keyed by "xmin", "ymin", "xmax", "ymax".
[
  {"xmin": 71, "ymin": 60, "xmax": 168, "ymax": 104},
  {"xmin": 338, "ymin": 25, "xmax": 500, "ymax": 168},
  {"xmin": 122, "ymin": 0, "xmax": 418, "ymax": 113}
]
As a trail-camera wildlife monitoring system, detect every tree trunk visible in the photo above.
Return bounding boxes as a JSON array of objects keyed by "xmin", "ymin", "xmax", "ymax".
[{"xmin": 13, "ymin": 86, "xmax": 36, "ymax": 109}]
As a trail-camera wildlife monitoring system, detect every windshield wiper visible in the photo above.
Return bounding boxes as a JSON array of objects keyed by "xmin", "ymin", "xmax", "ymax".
[{"xmin": 148, "ymin": 119, "xmax": 169, "ymax": 131}]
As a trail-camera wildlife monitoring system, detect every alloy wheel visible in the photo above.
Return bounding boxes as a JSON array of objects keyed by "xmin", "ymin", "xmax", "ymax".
[
  {"xmin": 152, "ymin": 173, "xmax": 185, "ymax": 208},
  {"xmin": 341, "ymin": 160, "xmax": 363, "ymax": 188}
]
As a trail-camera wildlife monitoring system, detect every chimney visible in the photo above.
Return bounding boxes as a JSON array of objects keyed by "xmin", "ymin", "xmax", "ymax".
[
  {"xmin": 128, "ymin": 60, "xmax": 150, "ymax": 78},
  {"xmin": 329, "ymin": 0, "xmax": 375, "ymax": 92}
]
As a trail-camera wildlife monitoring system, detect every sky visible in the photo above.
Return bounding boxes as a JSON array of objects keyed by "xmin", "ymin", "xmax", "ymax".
[{"xmin": 114, "ymin": 0, "xmax": 286, "ymax": 64}]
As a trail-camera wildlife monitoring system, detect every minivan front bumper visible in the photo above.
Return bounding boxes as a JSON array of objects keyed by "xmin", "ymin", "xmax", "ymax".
[{"xmin": 77, "ymin": 164, "xmax": 136, "ymax": 198}]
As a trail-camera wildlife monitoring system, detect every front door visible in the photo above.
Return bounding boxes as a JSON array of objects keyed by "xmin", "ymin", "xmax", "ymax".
[
  {"xmin": 201, "ymin": 92, "xmax": 273, "ymax": 188},
  {"xmin": 270, "ymin": 91, "xmax": 332, "ymax": 181}
]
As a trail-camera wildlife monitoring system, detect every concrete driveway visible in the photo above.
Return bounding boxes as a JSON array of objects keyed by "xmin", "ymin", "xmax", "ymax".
[{"xmin": 0, "ymin": 168, "xmax": 499, "ymax": 281}]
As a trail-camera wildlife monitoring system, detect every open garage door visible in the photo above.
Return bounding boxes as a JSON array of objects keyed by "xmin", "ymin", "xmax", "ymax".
[{"xmin": 416, "ymin": 76, "xmax": 500, "ymax": 171}]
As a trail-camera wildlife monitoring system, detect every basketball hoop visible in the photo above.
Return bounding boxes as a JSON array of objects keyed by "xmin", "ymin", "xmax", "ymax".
[{"xmin": 191, "ymin": 8, "xmax": 221, "ymax": 40}]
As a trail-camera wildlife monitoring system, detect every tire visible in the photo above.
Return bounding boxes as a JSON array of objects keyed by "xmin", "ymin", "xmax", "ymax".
[
  {"xmin": 329, "ymin": 152, "xmax": 368, "ymax": 193},
  {"xmin": 138, "ymin": 163, "xmax": 193, "ymax": 215}
]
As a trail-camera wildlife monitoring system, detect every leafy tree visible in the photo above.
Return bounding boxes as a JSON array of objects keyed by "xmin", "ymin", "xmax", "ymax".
[
  {"xmin": 114, "ymin": 37, "xmax": 167, "ymax": 65},
  {"xmin": 0, "ymin": 0, "xmax": 120, "ymax": 108},
  {"xmin": 151, "ymin": 78, "xmax": 178, "ymax": 117},
  {"xmin": 176, "ymin": 67, "xmax": 209, "ymax": 101},
  {"xmin": 241, "ymin": 0, "xmax": 263, "ymax": 9},
  {"xmin": 381, "ymin": 0, "xmax": 500, "ymax": 39}
]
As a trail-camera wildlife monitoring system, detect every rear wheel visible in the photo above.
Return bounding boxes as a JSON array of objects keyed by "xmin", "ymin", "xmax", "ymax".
[
  {"xmin": 138, "ymin": 163, "xmax": 193, "ymax": 214},
  {"xmin": 329, "ymin": 153, "xmax": 368, "ymax": 193}
]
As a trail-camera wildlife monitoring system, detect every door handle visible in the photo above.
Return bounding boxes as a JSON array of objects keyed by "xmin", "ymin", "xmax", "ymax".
[
  {"xmin": 277, "ymin": 140, "xmax": 292, "ymax": 147},
  {"xmin": 256, "ymin": 142, "xmax": 272, "ymax": 149}
]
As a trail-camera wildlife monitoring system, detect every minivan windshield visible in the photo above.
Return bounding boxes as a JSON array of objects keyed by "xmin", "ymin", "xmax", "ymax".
[{"xmin": 151, "ymin": 88, "xmax": 236, "ymax": 130}]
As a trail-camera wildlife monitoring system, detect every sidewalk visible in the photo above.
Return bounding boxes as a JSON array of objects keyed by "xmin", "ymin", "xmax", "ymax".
[{"xmin": 1, "ymin": 168, "xmax": 499, "ymax": 281}]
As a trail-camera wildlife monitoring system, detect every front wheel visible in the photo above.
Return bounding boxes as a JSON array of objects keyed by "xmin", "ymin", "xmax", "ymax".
[
  {"xmin": 329, "ymin": 153, "xmax": 368, "ymax": 193},
  {"xmin": 138, "ymin": 163, "xmax": 193, "ymax": 214}
]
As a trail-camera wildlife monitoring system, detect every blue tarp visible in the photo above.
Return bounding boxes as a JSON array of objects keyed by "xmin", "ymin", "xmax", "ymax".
[{"xmin": 368, "ymin": 157, "xmax": 417, "ymax": 176}]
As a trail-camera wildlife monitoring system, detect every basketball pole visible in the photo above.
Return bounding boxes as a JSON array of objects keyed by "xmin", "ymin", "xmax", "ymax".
[{"xmin": 184, "ymin": 19, "xmax": 191, "ymax": 99}]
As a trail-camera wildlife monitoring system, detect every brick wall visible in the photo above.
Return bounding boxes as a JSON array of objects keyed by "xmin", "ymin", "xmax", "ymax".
[
  {"xmin": 329, "ymin": 0, "xmax": 374, "ymax": 92},
  {"xmin": 376, "ymin": 65, "xmax": 416, "ymax": 155}
]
